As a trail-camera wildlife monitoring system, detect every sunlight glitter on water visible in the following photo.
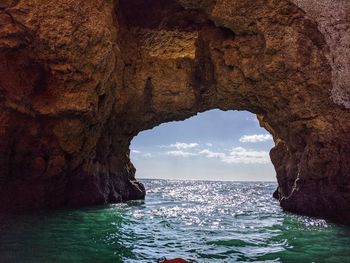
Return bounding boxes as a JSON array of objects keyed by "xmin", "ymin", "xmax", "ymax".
[{"xmin": 0, "ymin": 179, "xmax": 349, "ymax": 263}]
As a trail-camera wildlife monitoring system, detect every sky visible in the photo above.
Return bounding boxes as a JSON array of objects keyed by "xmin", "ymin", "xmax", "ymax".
[{"xmin": 130, "ymin": 109, "xmax": 276, "ymax": 181}]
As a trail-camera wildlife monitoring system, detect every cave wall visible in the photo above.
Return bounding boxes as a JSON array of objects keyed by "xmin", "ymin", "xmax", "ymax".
[
  {"xmin": 291, "ymin": 0, "xmax": 350, "ymax": 108},
  {"xmin": 0, "ymin": 0, "xmax": 349, "ymax": 221}
]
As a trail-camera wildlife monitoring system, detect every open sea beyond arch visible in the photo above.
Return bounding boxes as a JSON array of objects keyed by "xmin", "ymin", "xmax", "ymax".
[{"xmin": 0, "ymin": 179, "xmax": 349, "ymax": 262}]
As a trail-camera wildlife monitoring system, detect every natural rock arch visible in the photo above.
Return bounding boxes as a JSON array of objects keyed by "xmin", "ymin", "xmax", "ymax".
[{"xmin": 0, "ymin": 0, "xmax": 349, "ymax": 221}]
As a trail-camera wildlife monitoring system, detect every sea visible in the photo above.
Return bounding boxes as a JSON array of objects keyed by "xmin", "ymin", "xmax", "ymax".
[{"xmin": 0, "ymin": 179, "xmax": 349, "ymax": 262}]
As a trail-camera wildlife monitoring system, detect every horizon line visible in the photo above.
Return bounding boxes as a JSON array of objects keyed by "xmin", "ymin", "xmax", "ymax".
[{"xmin": 137, "ymin": 177, "xmax": 277, "ymax": 183}]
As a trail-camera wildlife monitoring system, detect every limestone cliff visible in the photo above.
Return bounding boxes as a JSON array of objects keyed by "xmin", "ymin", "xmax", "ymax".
[{"xmin": 0, "ymin": 0, "xmax": 349, "ymax": 222}]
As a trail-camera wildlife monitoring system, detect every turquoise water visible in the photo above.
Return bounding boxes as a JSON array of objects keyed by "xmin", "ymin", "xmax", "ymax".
[{"xmin": 0, "ymin": 180, "xmax": 350, "ymax": 262}]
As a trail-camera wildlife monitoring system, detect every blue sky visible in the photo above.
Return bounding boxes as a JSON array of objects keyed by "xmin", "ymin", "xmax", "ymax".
[{"xmin": 130, "ymin": 109, "xmax": 276, "ymax": 181}]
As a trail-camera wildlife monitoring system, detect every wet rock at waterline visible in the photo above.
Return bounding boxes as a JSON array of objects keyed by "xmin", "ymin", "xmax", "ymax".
[{"xmin": 0, "ymin": 0, "xmax": 349, "ymax": 222}]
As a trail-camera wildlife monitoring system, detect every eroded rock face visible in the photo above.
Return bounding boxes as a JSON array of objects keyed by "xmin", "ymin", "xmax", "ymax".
[{"xmin": 0, "ymin": 0, "xmax": 349, "ymax": 222}]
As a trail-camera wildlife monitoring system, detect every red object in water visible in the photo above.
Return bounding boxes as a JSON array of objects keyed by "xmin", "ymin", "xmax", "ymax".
[{"xmin": 158, "ymin": 257, "xmax": 191, "ymax": 263}]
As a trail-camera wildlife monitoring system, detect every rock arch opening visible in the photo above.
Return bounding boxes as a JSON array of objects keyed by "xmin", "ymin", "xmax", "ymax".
[
  {"xmin": 116, "ymin": 0, "xmax": 349, "ymax": 222},
  {"xmin": 0, "ymin": 0, "xmax": 349, "ymax": 222},
  {"xmin": 130, "ymin": 109, "xmax": 276, "ymax": 182}
]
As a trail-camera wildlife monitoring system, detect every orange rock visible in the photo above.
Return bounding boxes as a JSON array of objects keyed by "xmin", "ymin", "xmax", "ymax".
[{"xmin": 0, "ymin": 0, "xmax": 349, "ymax": 223}]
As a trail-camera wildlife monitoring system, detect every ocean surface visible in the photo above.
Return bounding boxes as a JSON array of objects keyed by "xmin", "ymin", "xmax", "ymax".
[{"xmin": 0, "ymin": 179, "xmax": 350, "ymax": 262}]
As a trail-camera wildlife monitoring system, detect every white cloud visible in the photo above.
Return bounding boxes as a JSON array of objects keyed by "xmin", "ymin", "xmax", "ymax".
[
  {"xmin": 206, "ymin": 143, "xmax": 213, "ymax": 147},
  {"xmin": 170, "ymin": 142, "xmax": 199, "ymax": 150},
  {"xmin": 131, "ymin": 150, "xmax": 152, "ymax": 158},
  {"xmin": 161, "ymin": 143, "xmax": 271, "ymax": 164},
  {"xmin": 222, "ymin": 147, "xmax": 270, "ymax": 164},
  {"xmin": 161, "ymin": 142, "xmax": 199, "ymax": 150},
  {"xmin": 239, "ymin": 134, "xmax": 272, "ymax": 143},
  {"xmin": 198, "ymin": 149, "xmax": 226, "ymax": 159},
  {"xmin": 199, "ymin": 147, "xmax": 270, "ymax": 164},
  {"xmin": 143, "ymin": 153, "xmax": 152, "ymax": 158},
  {"xmin": 166, "ymin": 150, "xmax": 197, "ymax": 157}
]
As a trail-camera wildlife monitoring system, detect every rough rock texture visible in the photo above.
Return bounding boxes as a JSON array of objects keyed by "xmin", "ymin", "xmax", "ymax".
[
  {"xmin": 0, "ymin": 0, "xmax": 349, "ymax": 222},
  {"xmin": 291, "ymin": 0, "xmax": 350, "ymax": 108},
  {"xmin": 0, "ymin": 0, "xmax": 145, "ymax": 209}
]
